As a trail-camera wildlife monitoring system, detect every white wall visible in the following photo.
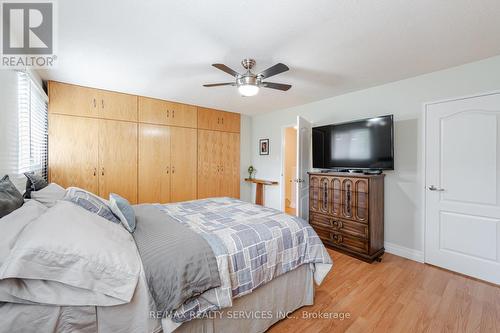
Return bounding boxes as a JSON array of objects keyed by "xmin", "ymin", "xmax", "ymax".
[
  {"xmin": 249, "ymin": 55, "xmax": 500, "ymax": 256},
  {"xmin": 239, "ymin": 114, "xmax": 252, "ymax": 201}
]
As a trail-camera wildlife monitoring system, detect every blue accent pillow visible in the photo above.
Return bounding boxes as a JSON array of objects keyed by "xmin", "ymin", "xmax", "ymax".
[
  {"xmin": 64, "ymin": 187, "xmax": 121, "ymax": 224},
  {"xmin": 109, "ymin": 193, "xmax": 136, "ymax": 233}
]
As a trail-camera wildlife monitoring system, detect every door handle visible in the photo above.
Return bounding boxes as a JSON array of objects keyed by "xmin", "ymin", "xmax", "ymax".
[
  {"xmin": 93, "ymin": 98, "xmax": 96, "ymax": 108},
  {"xmin": 101, "ymin": 99, "xmax": 104, "ymax": 109},
  {"xmin": 172, "ymin": 110, "xmax": 175, "ymax": 118},
  {"xmin": 428, "ymin": 185, "xmax": 445, "ymax": 191}
]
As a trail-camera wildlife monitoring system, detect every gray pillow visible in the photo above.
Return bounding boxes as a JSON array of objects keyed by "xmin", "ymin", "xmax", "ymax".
[
  {"xmin": 23, "ymin": 172, "xmax": 49, "ymax": 199},
  {"xmin": 64, "ymin": 187, "xmax": 120, "ymax": 224},
  {"xmin": 109, "ymin": 193, "xmax": 136, "ymax": 233},
  {"xmin": 30, "ymin": 183, "xmax": 66, "ymax": 208},
  {"xmin": 0, "ymin": 175, "xmax": 24, "ymax": 218}
]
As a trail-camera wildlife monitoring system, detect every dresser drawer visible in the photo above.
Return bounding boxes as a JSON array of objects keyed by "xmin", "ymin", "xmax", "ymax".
[
  {"xmin": 312, "ymin": 226, "xmax": 370, "ymax": 255},
  {"xmin": 331, "ymin": 232, "xmax": 369, "ymax": 255},
  {"xmin": 310, "ymin": 213, "xmax": 369, "ymax": 239}
]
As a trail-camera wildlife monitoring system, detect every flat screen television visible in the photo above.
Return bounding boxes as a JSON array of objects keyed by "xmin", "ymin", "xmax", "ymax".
[{"xmin": 312, "ymin": 115, "xmax": 394, "ymax": 170}]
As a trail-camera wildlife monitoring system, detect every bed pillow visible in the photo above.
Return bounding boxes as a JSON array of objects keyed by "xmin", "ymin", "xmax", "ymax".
[
  {"xmin": 30, "ymin": 183, "xmax": 66, "ymax": 208},
  {"xmin": 0, "ymin": 175, "xmax": 24, "ymax": 218},
  {"xmin": 0, "ymin": 200, "xmax": 47, "ymax": 267},
  {"xmin": 0, "ymin": 200, "xmax": 140, "ymax": 304},
  {"xmin": 23, "ymin": 172, "xmax": 48, "ymax": 199},
  {"xmin": 64, "ymin": 187, "xmax": 120, "ymax": 224},
  {"xmin": 109, "ymin": 193, "xmax": 136, "ymax": 233}
]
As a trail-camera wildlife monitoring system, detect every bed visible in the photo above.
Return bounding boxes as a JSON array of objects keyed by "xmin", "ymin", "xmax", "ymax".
[{"xmin": 0, "ymin": 189, "xmax": 332, "ymax": 333}]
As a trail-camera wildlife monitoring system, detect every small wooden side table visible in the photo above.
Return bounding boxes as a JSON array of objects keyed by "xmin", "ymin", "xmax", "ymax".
[{"xmin": 244, "ymin": 178, "xmax": 278, "ymax": 206}]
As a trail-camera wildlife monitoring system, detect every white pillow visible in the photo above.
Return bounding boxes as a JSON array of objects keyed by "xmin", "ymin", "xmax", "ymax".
[
  {"xmin": 30, "ymin": 183, "xmax": 66, "ymax": 208},
  {"xmin": 0, "ymin": 200, "xmax": 47, "ymax": 267},
  {"xmin": 0, "ymin": 200, "xmax": 140, "ymax": 305}
]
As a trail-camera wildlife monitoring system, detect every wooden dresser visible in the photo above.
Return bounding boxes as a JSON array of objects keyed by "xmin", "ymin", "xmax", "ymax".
[{"xmin": 308, "ymin": 172, "xmax": 385, "ymax": 262}]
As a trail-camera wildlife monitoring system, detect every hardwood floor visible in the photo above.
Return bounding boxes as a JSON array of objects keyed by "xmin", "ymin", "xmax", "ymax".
[{"xmin": 269, "ymin": 249, "xmax": 500, "ymax": 333}]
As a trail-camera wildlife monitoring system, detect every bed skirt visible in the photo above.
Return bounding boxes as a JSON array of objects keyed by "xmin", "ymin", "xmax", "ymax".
[{"xmin": 169, "ymin": 263, "xmax": 314, "ymax": 333}]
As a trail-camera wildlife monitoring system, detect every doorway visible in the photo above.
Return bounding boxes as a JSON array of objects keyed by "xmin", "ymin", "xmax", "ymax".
[{"xmin": 283, "ymin": 126, "xmax": 297, "ymax": 216}]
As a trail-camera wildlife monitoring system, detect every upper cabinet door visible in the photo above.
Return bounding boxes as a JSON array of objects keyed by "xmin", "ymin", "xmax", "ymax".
[
  {"xmin": 198, "ymin": 107, "xmax": 240, "ymax": 133},
  {"xmin": 98, "ymin": 90, "xmax": 138, "ymax": 122},
  {"xmin": 138, "ymin": 97, "xmax": 197, "ymax": 128},
  {"xmin": 138, "ymin": 124, "xmax": 171, "ymax": 204},
  {"xmin": 49, "ymin": 81, "xmax": 99, "ymax": 118},
  {"xmin": 48, "ymin": 114, "xmax": 99, "ymax": 193},
  {"xmin": 98, "ymin": 119, "xmax": 138, "ymax": 203},
  {"xmin": 170, "ymin": 127, "xmax": 197, "ymax": 202}
]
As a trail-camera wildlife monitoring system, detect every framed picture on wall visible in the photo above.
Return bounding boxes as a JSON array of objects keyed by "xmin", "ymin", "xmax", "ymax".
[{"xmin": 259, "ymin": 139, "xmax": 269, "ymax": 155}]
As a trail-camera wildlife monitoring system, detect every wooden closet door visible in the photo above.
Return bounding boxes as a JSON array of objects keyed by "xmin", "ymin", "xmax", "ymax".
[
  {"xmin": 170, "ymin": 127, "xmax": 197, "ymax": 202},
  {"xmin": 98, "ymin": 119, "xmax": 138, "ymax": 203},
  {"xmin": 198, "ymin": 129, "xmax": 221, "ymax": 199},
  {"xmin": 98, "ymin": 91, "xmax": 138, "ymax": 122},
  {"xmin": 49, "ymin": 114, "xmax": 99, "ymax": 193},
  {"xmin": 49, "ymin": 82, "xmax": 99, "ymax": 117},
  {"xmin": 220, "ymin": 132, "xmax": 240, "ymax": 198},
  {"xmin": 138, "ymin": 124, "xmax": 170, "ymax": 204}
]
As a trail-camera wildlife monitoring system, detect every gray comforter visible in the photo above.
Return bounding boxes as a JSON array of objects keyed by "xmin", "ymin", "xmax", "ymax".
[{"xmin": 132, "ymin": 205, "xmax": 220, "ymax": 317}]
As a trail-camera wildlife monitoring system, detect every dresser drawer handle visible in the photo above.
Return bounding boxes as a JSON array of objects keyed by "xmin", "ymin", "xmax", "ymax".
[
  {"xmin": 331, "ymin": 220, "xmax": 343, "ymax": 229},
  {"xmin": 332, "ymin": 234, "xmax": 343, "ymax": 244}
]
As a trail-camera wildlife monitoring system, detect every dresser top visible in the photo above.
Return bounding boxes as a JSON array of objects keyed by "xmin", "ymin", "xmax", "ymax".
[{"xmin": 307, "ymin": 171, "xmax": 385, "ymax": 179}]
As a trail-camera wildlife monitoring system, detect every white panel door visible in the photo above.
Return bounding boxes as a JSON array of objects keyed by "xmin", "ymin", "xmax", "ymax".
[
  {"xmin": 297, "ymin": 116, "xmax": 312, "ymax": 220},
  {"xmin": 425, "ymin": 92, "xmax": 500, "ymax": 284}
]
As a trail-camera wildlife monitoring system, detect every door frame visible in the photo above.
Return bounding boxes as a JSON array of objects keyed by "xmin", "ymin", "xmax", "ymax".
[
  {"xmin": 422, "ymin": 90, "xmax": 500, "ymax": 264},
  {"xmin": 280, "ymin": 123, "xmax": 298, "ymax": 213}
]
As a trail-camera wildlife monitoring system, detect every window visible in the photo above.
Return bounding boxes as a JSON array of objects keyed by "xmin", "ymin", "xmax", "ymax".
[{"xmin": 17, "ymin": 72, "xmax": 48, "ymax": 179}]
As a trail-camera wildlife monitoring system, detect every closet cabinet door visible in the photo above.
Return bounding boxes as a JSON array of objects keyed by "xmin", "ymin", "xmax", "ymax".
[
  {"xmin": 49, "ymin": 82, "xmax": 99, "ymax": 117},
  {"xmin": 98, "ymin": 120, "xmax": 138, "ymax": 203},
  {"xmin": 170, "ymin": 127, "xmax": 197, "ymax": 202},
  {"xmin": 138, "ymin": 124, "xmax": 170, "ymax": 204},
  {"xmin": 221, "ymin": 112, "xmax": 241, "ymax": 133},
  {"xmin": 198, "ymin": 129, "xmax": 221, "ymax": 199},
  {"xmin": 98, "ymin": 90, "xmax": 137, "ymax": 122},
  {"xmin": 138, "ymin": 97, "xmax": 197, "ymax": 128},
  {"xmin": 220, "ymin": 132, "xmax": 240, "ymax": 198},
  {"xmin": 48, "ymin": 114, "xmax": 99, "ymax": 193}
]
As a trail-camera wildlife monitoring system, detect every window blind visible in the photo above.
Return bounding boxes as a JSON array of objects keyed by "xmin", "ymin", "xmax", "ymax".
[{"xmin": 17, "ymin": 72, "xmax": 48, "ymax": 179}]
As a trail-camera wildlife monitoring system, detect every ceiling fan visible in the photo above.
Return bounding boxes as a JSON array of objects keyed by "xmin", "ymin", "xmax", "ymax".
[{"xmin": 203, "ymin": 58, "xmax": 291, "ymax": 97}]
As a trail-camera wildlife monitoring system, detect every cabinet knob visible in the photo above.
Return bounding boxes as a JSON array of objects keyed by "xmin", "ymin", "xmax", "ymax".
[
  {"xmin": 101, "ymin": 99, "xmax": 104, "ymax": 109},
  {"xmin": 172, "ymin": 110, "xmax": 175, "ymax": 118},
  {"xmin": 221, "ymin": 117, "xmax": 224, "ymax": 125},
  {"xmin": 166, "ymin": 110, "xmax": 169, "ymax": 118},
  {"xmin": 93, "ymin": 168, "xmax": 97, "ymax": 176},
  {"xmin": 172, "ymin": 166, "xmax": 175, "ymax": 174},
  {"xmin": 166, "ymin": 166, "xmax": 169, "ymax": 174},
  {"xmin": 101, "ymin": 167, "xmax": 104, "ymax": 176},
  {"xmin": 93, "ymin": 98, "xmax": 96, "ymax": 108}
]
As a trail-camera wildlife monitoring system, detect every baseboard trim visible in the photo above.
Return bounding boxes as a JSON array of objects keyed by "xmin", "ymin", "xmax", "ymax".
[{"xmin": 384, "ymin": 242, "xmax": 424, "ymax": 263}]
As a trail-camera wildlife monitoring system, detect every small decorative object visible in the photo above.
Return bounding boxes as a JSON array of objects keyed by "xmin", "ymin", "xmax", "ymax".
[
  {"xmin": 248, "ymin": 165, "xmax": 255, "ymax": 179},
  {"xmin": 259, "ymin": 139, "xmax": 269, "ymax": 155}
]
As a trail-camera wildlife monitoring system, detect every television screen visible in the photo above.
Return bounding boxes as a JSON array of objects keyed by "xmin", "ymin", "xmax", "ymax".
[{"xmin": 312, "ymin": 115, "xmax": 394, "ymax": 170}]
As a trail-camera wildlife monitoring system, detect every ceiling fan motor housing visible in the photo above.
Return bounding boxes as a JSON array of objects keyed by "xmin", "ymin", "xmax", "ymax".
[{"xmin": 241, "ymin": 58, "xmax": 256, "ymax": 70}]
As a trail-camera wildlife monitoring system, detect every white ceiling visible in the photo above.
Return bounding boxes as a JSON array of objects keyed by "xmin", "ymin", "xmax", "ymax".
[{"xmin": 38, "ymin": 0, "xmax": 500, "ymax": 115}]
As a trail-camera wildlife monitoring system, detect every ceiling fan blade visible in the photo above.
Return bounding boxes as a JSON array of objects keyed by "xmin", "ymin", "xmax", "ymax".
[
  {"xmin": 262, "ymin": 82, "xmax": 292, "ymax": 91},
  {"xmin": 212, "ymin": 64, "xmax": 240, "ymax": 77},
  {"xmin": 257, "ymin": 63, "xmax": 289, "ymax": 79},
  {"xmin": 203, "ymin": 82, "xmax": 235, "ymax": 87}
]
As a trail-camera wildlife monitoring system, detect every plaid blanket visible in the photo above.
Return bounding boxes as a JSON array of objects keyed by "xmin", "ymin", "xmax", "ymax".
[{"xmin": 157, "ymin": 197, "xmax": 333, "ymax": 324}]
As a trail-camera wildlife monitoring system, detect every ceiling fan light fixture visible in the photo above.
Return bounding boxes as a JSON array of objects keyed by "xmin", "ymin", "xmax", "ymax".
[{"xmin": 238, "ymin": 84, "xmax": 259, "ymax": 97}]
